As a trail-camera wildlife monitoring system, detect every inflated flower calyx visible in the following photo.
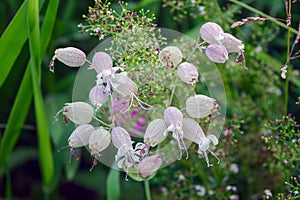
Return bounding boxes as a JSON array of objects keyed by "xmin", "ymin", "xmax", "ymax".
[
  {"xmin": 205, "ymin": 44, "xmax": 228, "ymax": 63},
  {"xmin": 89, "ymin": 127, "xmax": 111, "ymax": 171},
  {"xmin": 182, "ymin": 118, "xmax": 219, "ymax": 167},
  {"xmin": 111, "ymin": 127, "xmax": 133, "ymax": 148},
  {"xmin": 137, "ymin": 154, "xmax": 162, "ymax": 177},
  {"xmin": 55, "ymin": 102, "xmax": 94, "ymax": 125},
  {"xmin": 144, "ymin": 119, "xmax": 167, "ymax": 147},
  {"xmin": 221, "ymin": 33, "xmax": 244, "ymax": 53},
  {"xmin": 68, "ymin": 124, "xmax": 94, "ymax": 148},
  {"xmin": 159, "ymin": 46, "xmax": 183, "ymax": 68},
  {"xmin": 186, "ymin": 94, "xmax": 219, "ymax": 118},
  {"xmin": 89, "ymin": 85, "xmax": 109, "ymax": 108},
  {"xmin": 199, "ymin": 22, "xmax": 224, "ymax": 44},
  {"xmin": 49, "ymin": 47, "xmax": 86, "ymax": 73},
  {"xmin": 91, "ymin": 52, "xmax": 113, "ymax": 73},
  {"xmin": 177, "ymin": 62, "xmax": 199, "ymax": 85}
]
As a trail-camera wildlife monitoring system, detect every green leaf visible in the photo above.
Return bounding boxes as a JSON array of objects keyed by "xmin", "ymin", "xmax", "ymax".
[
  {"xmin": 107, "ymin": 166, "xmax": 120, "ymax": 200},
  {"xmin": 27, "ymin": 0, "xmax": 54, "ymax": 188}
]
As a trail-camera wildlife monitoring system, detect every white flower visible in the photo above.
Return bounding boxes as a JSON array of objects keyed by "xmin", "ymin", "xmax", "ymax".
[
  {"xmin": 264, "ymin": 189, "xmax": 272, "ymax": 197},
  {"xmin": 159, "ymin": 46, "xmax": 183, "ymax": 68},
  {"xmin": 195, "ymin": 185, "xmax": 206, "ymax": 196},
  {"xmin": 229, "ymin": 194, "xmax": 239, "ymax": 200},
  {"xmin": 229, "ymin": 163, "xmax": 239, "ymax": 174},
  {"xmin": 177, "ymin": 62, "xmax": 199, "ymax": 85}
]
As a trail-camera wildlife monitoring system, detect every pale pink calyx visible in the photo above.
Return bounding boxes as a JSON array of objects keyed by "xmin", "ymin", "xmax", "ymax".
[
  {"xmin": 137, "ymin": 154, "xmax": 162, "ymax": 177},
  {"xmin": 177, "ymin": 62, "xmax": 199, "ymax": 85},
  {"xmin": 205, "ymin": 44, "xmax": 228, "ymax": 63},
  {"xmin": 91, "ymin": 52, "xmax": 113, "ymax": 73},
  {"xmin": 89, "ymin": 85, "xmax": 109, "ymax": 109},
  {"xmin": 68, "ymin": 124, "xmax": 95, "ymax": 148},
  {"xmin": 200, "ymin": 22, "xmax": 224, "ymax": 44},
  {"xmin": 144, "ymin": 119, "xmax": 167, "ymax": 147},
  {"xmin": 159, "ymin": 46, "xmax": 183, "ymax": 68},
  {"xmin": 186, "ymin": 94, "xmax": 220, "ymax": 118},
  {"xmin": 49, "ymin": 47, "xmax": 86, "ymax": 73},
  {"xmin": 55, "ymin": 102, "xmax": 94, "ymax": 125},
  {"xmin": 111, "ymin": 127, "xmax": 132, "ymax": 148}
]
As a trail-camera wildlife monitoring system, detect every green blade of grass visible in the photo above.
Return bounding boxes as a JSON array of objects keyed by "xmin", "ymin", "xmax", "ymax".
[
  {"xmin": 0, "ymin": 0, "xmax": 46, "ymax": 88},
  {"xmin": 27, "ymin": 0, "xmax": 54, "ymax": 188},
  {"xmin": 0, "ymin": 0, "xmax": 60, "ymax": 182}
]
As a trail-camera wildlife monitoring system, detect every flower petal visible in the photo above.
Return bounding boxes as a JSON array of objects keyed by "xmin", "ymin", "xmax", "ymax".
[{"xmin": 207, "ymin": 135, "xmax": 218, "ymax": 146}]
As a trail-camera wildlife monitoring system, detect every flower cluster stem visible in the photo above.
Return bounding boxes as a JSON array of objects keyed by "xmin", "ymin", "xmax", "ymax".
[{"xmin": 144, "ymin": 180, "xmax": 152, "ymax": 200}]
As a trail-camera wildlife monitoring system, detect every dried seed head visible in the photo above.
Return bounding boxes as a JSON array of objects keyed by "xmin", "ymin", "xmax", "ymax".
[
  {"xmin": 164, "ymin": 107, "xmax": 183, "ymax": 127},
  {"xmin": 61, "ymin": 102, "xmax": 94, "ymax": 124},
  {"xmin": 144, "ymin": 119, "xmax": 167, "ymax": 147},
  {"xmin": 205, "ymin": 44, "xmax": 228, "ymax": 63},
  {"xmin": 91, "ymin": 52, "xmax": 113, "ymax": 73},
  {"xmin": 186, "ymin": 95, "xmax": 219, "ymax": 118},
  {"xmin": 68, "ymin": 124, "xmax": 94, "ymax": 148},
  {"xmin": 138, "ymin": 154, "xmax": 162, "ymax": 177},
  {"xmin": 50, "ymin": 47, "xmax": 86, "ymax": 72},
  {"xmin": 159, "ymin": 46, "xmax": 183, "ymax": 67},
  {"xmin": 221, "ymin": 33, "xmax": 244, "ymax": 53},
  {"xmin": 89, "ymin": 128, "xmax": 111, "ymax": 157},
  {"xmin": 89, "ymin": 85, "xmax": 109, "ymax": 108},
  {"xmin": 177, "ymin": 62, "xmax": 198, "ymax": 85},
  {"xmin": 111, "ymin": 127, "xmax": 132, "ymax": 148},
  {"xmin": 182, "ymin": 118, "xmax": 205, "ymax": 144},
  {"xmin": 200, "ymin": 22, "xmax": 224, "ymax": 44}
]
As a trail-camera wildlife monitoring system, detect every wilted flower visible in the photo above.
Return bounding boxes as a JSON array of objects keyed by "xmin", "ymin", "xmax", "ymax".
[
  {"xmin": 182, "ymin": 118, "xmax": 220, "ymax": 167},
  {"xmin": 177, "ymin": 62, "xmax": 199, "ymax": 85},
  {"xmin": 89, "ymin": 127, "xmax": 111, "ymax": 171},
  {"xmin": 55, "ymin": 102, "xmax": 94, "ymax": 125},
  {"xmin": 49, "ymin": 47, "xmax": 86, "ymax": 73},
  {"xmin": 159, "ymin": 46, "xmax": 183, "ymax": 68},
  {"xmin": 186, "ymin": 94, "xmax": 219, "ymax": 118},
  {"xmin": 68, "ymin": 124, "xmax": 94, "ymax": 161},
  {"xmin": 137, "ymin": 154, "xmax": 162, "ymax": 177}
]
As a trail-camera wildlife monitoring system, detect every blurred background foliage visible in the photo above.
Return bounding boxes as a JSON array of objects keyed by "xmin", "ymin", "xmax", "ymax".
[{"xmin": 0, "ymin": 0, "xmax": 299, "ymax": 199}]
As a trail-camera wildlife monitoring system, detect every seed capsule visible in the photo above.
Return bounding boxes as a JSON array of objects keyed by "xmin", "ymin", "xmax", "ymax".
[
  {"xmin": 205, "ymin": 44, "xmax": 228, "ymax": 63},
  {"xmin": 144, "ymin": 119, "xmax": 167, "ymax": 147},
  {"xmin": 186, "ymin": 95, "xmax": 219, "ymax": 118},
  {"xmin": 159, "ymin": 46, "xmax": 183, "ymax": 67},
  {"xmin": 137, "ymin": 154, "xmax": 162, "ymax": 177},
  {"xmin": 57, "ymin": 102, "xmax": 94, "ymax": 125},
  {"xmin": 111, "ymin": 127, "xmax": 132, "ymax": 148},
  {"xmin": 199, "ymin": 22, "xmax": 224, "ymax": 44},
  {"xmin": 50, "ymin": 47, "xmax": 86, "ymax": 72},
  {"xmin": 68, "ymin": 124, "xmax": 94, "ymax": 148},
  {"xmin": 177, "ymin": 62, "xmax": 198, "ymax": 85}
]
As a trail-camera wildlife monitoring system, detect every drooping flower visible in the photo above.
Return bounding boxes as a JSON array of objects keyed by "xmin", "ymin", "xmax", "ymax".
[
  {"xmin": 182, "ymin": 118, "xmax": 219, "ymax": 167},
  {"xmin": 177, "ymin": 62, "xmax": 199, "ymax": 85},
  {"xmin": 159, "ymin": 46, "xmax": 183, "ymax": 68},
  {"xmin": 49, "ymin": 47, "xmax": 86, "ymax": 73},
  {"xmin": 137, "ymin": 154, "xmax": 162, "ymax": 177},
  {"xmin": 186, "ymin": 94, "xmax": 219, "ymax": 118},
  {"xmin": 68, "ymin": 124, "xmax": 94, "ymax": 161},
  {"xmin": 88, "ymin": 127, "xmax": 111, "ymax": 171},
  {"xmin": 89, "ymin": 85, "xmax": 109, "ymax": 108},
  {"xmin": 55, "ymin": 102, "xmax": 94, "ymax": 125},
  {"xmin": 144, "ymin": 119, "xmax": 167, "ymax": 147},
  {"xmin": 199, "ymin": 22, "xmax": 247, "ymax": 69}
]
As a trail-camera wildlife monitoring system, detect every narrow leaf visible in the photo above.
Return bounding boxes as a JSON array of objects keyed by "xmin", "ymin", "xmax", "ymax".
[{"xmin": 107, "ymin": 166, "xmax": 120, "ymax": 200}]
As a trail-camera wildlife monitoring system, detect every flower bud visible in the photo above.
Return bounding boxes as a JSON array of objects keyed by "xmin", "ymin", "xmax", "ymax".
[
  {"xmin": 60, "ymin": 102, "xmax": 94, "ymax": 124},
  {"xmin": 221, "ymin": 33, "xmax": 244, "ymax": 53},
  {"xmin": 177, "ymin": 62, "xmax": 198, "ymax": 85},
  {"xmin": 49, "ymin": 47, "xmax": 86, "ymax": 73},
  {"xmin": 200, "ymin": 22, "xmax": 224, "ymax": 44},
  {"xmin": 89, "ymin": 127, "xmax": 111, "ymax": 157},
  {"xmin": 186, "ymin": 95, "xmax": 219, "ymax": 118},
  {"xmin": 159, "ymin": 46, "xmax": 183, "ymax": 67},
  {"xmin": 68, "ymin": 124, "xmax": 94, "ymax": 148},
  {"xmin": 205, "ymin": 44, "xmax": 228, "ymax": 63},
  {"xmin": 164, "ymin": 107, "xmax": 183, "ymax": 126},
  {"xmin": 144, "ymin": 119, "xmax": 167, "ymax": 147},
  {"xmin": 91, "ymin": 52, "xmax": 113, "ymax": 73},
  {"xmin": 89, "ymin": 85, "xmax": 109, "ymax": 108},
  {"xmin": 138, "ymin": 154, "xmax": 162, "ymax": 177},
  {"xmin": 111, "ymin": 127, "xmax": 132, "ymax": 148}
]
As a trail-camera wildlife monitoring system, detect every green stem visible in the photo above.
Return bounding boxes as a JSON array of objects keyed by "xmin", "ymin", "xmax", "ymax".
[
  {"xmin": 144, "ymin": 180, "xmax": 152, "ymax": 200},
  {"xmin": 284, "ymin": 0, "xmax": 292, "ymax": 115},
  {"xmin": 228, "ymin": 0, "xmax": 298, "ymax": 35},
  {"xmin": 168, "ymin": 76, "xmax": 178, "ymax": 106}
]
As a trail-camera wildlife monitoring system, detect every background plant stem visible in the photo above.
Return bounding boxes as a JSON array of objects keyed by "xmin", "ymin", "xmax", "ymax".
[{"xmin": 144, "ymin": 180, "xmax": 152, "ymax": 200}]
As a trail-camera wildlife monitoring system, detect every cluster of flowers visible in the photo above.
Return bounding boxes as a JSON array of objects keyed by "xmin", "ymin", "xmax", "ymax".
[{"xmin": 50, "ymin": 22, "xmax": 245, "ymax": 180}]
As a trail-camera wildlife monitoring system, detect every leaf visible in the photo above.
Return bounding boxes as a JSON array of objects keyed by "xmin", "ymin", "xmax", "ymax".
[{"xmin": 107, "ymin": 166, "xmax": 120, "ymax": 200}]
